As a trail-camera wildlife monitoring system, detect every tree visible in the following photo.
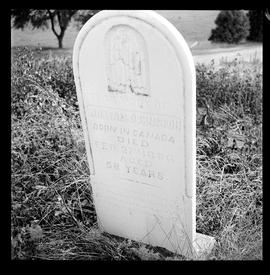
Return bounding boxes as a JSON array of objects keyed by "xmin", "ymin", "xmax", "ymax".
[
  {"xmin": 74, "ymin": 10, "xmax": 101, "ymax": 29},
  {"xmin": 209, "ymin": 10, "xmax": 250, "ymax": 44},
  {"xmin": 247, "ymin": 10, "xmax": 263, "ymax": 42},
  {"xmin": 11, "ymin": 9, "xmax": 99, "ymax": 48}
]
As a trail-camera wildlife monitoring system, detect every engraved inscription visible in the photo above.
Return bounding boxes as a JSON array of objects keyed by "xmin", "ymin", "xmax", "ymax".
[
  {"xmin": 88, "ymin": 106, "xmax": 181, "ymax": 131},
  {"xmin": 87, "ymin": 106, "xmax": 183, "ymax": 186},
  {"xmin": 105, "ymin": 25, "xmax": 150, "ymax": 96}
]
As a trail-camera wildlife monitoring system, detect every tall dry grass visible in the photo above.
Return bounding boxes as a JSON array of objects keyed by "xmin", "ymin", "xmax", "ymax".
[{"xmin": 11, "ymin": 48, "xmax": 262, "ymax": 260}]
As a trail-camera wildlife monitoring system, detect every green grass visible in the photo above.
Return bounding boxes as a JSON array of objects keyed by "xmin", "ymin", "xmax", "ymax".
[{"xmin": 11, "ymin": 47, "xmax": 262, "ymax": 260}]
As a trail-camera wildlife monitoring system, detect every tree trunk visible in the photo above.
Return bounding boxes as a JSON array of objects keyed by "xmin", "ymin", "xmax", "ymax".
[
  {"xmin": 58, "ymin": 35, "xmax": 64, "ymax": 49},
  {"xmin": 47, "ymin": 10, "xmax": 66, "ymax": 49}
]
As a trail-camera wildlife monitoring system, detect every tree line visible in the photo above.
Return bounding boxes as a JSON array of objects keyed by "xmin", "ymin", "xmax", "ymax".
[{"xmin": 209, "ymin": 10, "xmax": 263, "ymax": 44}]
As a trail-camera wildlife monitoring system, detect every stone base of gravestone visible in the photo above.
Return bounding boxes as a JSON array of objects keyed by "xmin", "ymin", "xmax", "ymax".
[
  {"xmin": 194, "ymin": 233, "xmax": 216, "ymax": 259},
  {"xmin": 97, "ymin": 226, "xmax": 215, "ymax": 259},
  {"xmin": 93, "ymin": 173, "xmax": 216, "ymax": 258}
]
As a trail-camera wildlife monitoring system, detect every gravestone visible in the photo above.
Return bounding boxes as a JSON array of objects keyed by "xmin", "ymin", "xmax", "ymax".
[{"xmin": 73, "ymin": 10, "xmax": 215, "ymax": 258}]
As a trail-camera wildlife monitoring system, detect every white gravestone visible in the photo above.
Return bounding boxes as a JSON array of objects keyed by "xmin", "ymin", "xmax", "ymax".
[{"xmin": 73, "ymin": 10, "xmax": 215, "ymax": 258}]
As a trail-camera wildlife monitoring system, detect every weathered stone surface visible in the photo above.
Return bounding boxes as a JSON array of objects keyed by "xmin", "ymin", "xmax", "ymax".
[{"xmin": 73, "ymin": 10, "xmax": 215, "ymax": 258}]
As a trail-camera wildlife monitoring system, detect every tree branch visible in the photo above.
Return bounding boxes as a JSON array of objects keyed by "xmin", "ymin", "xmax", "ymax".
[
  {"xmin": 47, "ymin": 9, "xmax": 60, "ymax": 38},
  {"xmin": 56, "ymin": 10, "xmax": 64, "ymax": 31}
]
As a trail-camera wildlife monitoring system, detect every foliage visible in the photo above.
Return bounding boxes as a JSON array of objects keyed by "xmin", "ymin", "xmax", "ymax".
[
  {"xmin": 196, "ymin": 60, "xmax": 262, "ymax": 122},
  {"xmin": 209, "ymin": 10, "xmax": 250, "ymax": 44},
  {"xmin": 11, "ymin": 48, "xmax": 92, "ymax": 259},
  {"xmin": 11, "ymin": 47, "xmax": 77, "ymax": 118},
  {"xmin": 11, "ymin": 48, "xmax": 262, "ymax": 260},
  {"xmin": 247, "ymin": 10, "xmax": 263, "ymax": 42},
  {"xmin": 11, "ymin": 9, "xmax": 99, "ymax": 48},
  {"xmin": 74, "ymin": 10, "xmax": 101, "ymax": 29},
  {"xmin": 195, "ymin": 58, "xmax": 262, "ymax": 260},
  {"xmin": 12, "ymin": 222, "xmax": 43, "ymax": 259},
  {"xmin": 196, "ymin": 101, "xmax": 262, "ymax": 260},
  {"xmin": 11, "ymin": 9, "xmax": 50, "ymax": 30}
]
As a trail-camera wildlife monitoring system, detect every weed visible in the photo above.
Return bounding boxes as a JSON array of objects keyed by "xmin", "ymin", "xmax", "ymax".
[
  {"xmin": 11, "ymin": 47, "xmax": 262, "ymax": 260},
  {"xmin": 196, "ymin": 59, "xmax": 262, "ymax": 121}
]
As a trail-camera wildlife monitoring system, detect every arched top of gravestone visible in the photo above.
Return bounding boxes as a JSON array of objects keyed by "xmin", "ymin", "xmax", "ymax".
[
  {"xmin": 73, "ymin": 10, "xmax": 195, "ymax": 84},
  {"xmin": 73, "ymin": 10, "xmax": 196, "ymax": 196}
]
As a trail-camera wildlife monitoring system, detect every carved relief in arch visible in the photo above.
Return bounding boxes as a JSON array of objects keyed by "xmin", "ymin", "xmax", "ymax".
[{"xmin": 104, "ymin": 25, "xmax": 150, "ymax": 96}]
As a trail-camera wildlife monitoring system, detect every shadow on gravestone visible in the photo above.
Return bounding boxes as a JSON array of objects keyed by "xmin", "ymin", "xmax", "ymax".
[{"xmin": 73, "ymin": 10, "xmax": 215, "ymax": 259}]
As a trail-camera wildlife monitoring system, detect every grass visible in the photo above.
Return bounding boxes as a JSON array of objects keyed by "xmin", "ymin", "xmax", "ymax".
[
  {"xmin": 155, "ymin": 10, "xmax": 219, "ymax": 43},
  {"xmin": 11, "ymin": 47, "xmax": 262, "ymax": 260},
  {"xmin": 196, "ymin": 121, "xmax": 262, "ymax": 260}
]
